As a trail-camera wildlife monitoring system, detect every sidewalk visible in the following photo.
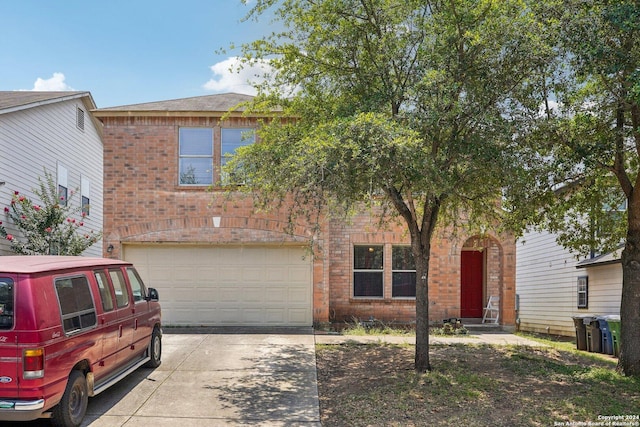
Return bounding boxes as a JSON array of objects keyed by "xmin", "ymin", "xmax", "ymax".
[{"xmin": 314, "ymin": 331, "xmax": 547, "ymax": 347}]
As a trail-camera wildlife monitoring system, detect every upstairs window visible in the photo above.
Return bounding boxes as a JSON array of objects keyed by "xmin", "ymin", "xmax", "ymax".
[
  {"xmin": 57, "ymin": 164, "xmax": 68, "ymax": 206},
  {"xmin": 221, "ymin": 128, "xmax": 255, "ymax": 184},
  {"xmin": 81, "ymin": 176, "xmax": 91, "ymax": 216},
  {"xmin": 353, "ymin": 245, "xmax": 384, "ymax": 297},
  {"xmin": 179, "ymin": 128, "xmax": 213, "ymax": 185}
]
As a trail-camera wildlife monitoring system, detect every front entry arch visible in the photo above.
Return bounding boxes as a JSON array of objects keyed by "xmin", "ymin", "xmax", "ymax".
[{"xmin": 460, "ymin": 250, "xmax": 484, "ymax": 318}]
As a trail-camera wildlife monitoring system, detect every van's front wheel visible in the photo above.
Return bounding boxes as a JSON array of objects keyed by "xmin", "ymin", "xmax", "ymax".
[
  {"xmin": 145, "ymin": 327, "xmax": 162, "ymax": 368},
  {"xmin": 52, "ymin": 370, "xmax": 88, "ymax": 427}
]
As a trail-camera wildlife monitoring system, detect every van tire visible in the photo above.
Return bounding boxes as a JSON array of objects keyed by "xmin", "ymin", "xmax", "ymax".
[
  {"xmin": 145, "ymin": 327, "xmax": 162, "ymax": 368},
  {"xmin": 52, "ymin": 370, "xmax": 88, "ymax": 427}
]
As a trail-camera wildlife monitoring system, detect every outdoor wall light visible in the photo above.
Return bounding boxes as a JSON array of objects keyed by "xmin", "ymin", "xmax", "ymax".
[{"xmin": 106, "ymin": 244, "xmax": 114, "ymax": 253}]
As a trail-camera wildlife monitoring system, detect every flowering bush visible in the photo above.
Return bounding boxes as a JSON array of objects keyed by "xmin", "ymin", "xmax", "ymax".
[{"xmin": 0, "ymin": 172, "xmax": 102, "ymax": 255}]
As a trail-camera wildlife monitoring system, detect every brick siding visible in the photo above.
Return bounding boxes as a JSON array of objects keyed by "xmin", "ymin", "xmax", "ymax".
[{"xmin": 100, "ymin": 114, "xmax": 516, "ymax": 327}]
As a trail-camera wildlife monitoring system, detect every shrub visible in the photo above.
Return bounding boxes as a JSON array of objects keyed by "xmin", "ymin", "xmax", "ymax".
[{"xmin": 0, "ymin": 172, "xmax": 101, "ymax": 255}]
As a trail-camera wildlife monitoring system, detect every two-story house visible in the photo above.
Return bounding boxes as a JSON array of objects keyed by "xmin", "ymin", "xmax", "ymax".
[
  {"xmin": 93, "ymin": 93, "xmax": 516, "ymax": 328},
  {"xmin": 0, "ymin": 91, "xmax": 103, "ymax": 256}
]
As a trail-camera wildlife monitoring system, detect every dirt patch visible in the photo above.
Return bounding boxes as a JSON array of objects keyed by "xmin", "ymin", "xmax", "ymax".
[{"xmin": 316, "ymin": 343, "xmax": 640, "ymax": 427}]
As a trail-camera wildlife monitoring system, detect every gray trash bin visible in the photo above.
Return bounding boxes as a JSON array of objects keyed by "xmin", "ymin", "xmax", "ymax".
[
  {"xmin": 585, "ymin": 316, "xmax": 602, "ymax": 353},
  {"xmin": 572, "ymin": 315, "xmax": 591, "ymax": 351}
]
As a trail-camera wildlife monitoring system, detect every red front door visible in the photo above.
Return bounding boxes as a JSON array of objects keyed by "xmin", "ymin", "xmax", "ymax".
[{"xmin": 460, "ymin": 250, "xmax": 484, "ymax": 318}]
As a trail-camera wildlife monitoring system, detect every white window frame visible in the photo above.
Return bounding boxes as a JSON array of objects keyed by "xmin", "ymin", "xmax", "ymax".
[
  {"xmin": 391, "ymin": 245, "xmax": 416, "ymax": 299},
  {"xmin": 221, "ymin": 128, "xmax": 256, "ymax": 185},
  {"xmin": 57, "ymin": 163, "xmax": 68, "ymax": 206},
  {"xmin": 81, "ymin": 175, "xmax": 90, "ymax": 216},
  {"xmin": 178, "ymin": 127, "xmax": 214, "ymax": 186},
  {"xmin": 353, "ymin": 245, "xmax": 384, "ymax": 298},
  {"xmin": 577, "ymin": 276, "xmax": 588, "ymax": 309}
]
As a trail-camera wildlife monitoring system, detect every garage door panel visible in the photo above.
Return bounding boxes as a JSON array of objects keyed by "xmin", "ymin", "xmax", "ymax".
[
  {"xmin": 265, "ymin": 287, "xmax": 287, "ymax": 302},
  {"xmin": 219, "ymin": 287, "xmax": 240, "ymax": 302},
  {"xmin": 124, "ymin": 245, "xmax": 312, "ymax": 326},
  {"xmin": 289, "ymin": 288, "xmax": 310, "ymax": 303},
  {"xmin": 241, "ymin": 268, "xmax": 264, "ymax": 282},
  {"xmin": 288, "ymin": 309, "xmax": 309, "ymax": 323}
]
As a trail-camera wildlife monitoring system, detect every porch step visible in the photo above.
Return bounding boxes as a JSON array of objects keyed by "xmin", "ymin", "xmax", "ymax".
[{"xmin": 459, "ymin": 318, "xmax": 502, "ymax": 332}]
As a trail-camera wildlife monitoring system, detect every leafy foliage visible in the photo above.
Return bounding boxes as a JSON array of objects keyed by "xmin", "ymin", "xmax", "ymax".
[
  {"xmin": 0, "ymin": 172, "xmax": 101, "ymax": 255},
  {"xmin": 232, "ymin": 0, "xmax": 549, "ymax": 372},
  {"xmin": 503, "ymin": 0, "xmax": 640, "ymax": 376}
]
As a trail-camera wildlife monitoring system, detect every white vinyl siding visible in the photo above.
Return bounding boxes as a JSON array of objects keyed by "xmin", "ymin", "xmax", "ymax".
[
  {"xmin": 123, "ymin": 245, "xmax": 313, "ymax": 327},
  {"xmin": 581, "ymin": 264, "xmax": 622, "ymax": 315},
  {"xmin": 0, "ymin": 96, "xmax": 103, "ymax": 256},
  {"xmin": 516, "ymin": 230, "xmax": 622, "ymax": 336}
]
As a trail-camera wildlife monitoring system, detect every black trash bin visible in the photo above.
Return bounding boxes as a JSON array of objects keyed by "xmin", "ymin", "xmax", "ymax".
[
  {"xmin": 596, "ymin": 316, "xmax": 613, "ymax": 355},
  {"xmin": 585, "ymin": 317, "xmax": 602, "ymax": 353},
  {"xmin": 572, "ymin": 315, "xmax": 591, "ymax": 351}
]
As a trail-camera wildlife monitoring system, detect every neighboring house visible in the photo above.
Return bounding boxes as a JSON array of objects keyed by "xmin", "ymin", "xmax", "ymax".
[
  {"xmin": 0, "ymin": 91, "xmax": 103, "ymax": 256},
  {"xmin": 93, "ymin": 93, "xmax": 516, "ymax": 328},
  {"xmin": 516, "ymin": 230, "xmax": 622, "ymax": 336}
]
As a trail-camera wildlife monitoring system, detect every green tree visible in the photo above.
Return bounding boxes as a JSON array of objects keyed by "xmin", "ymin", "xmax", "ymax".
[
  {"xmin": 505, "ymin": 0, "xmax": 640, "ymax": 377},
  {"xmin": 0, "ymin": 172, "xmax": 101, "ymax": 256},
  {"xmin": 231, "ymin": 0, "xmax": 547, "ymax": 372}
]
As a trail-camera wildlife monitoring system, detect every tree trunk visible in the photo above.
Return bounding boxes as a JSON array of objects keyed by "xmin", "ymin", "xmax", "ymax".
[
  {"xmin": 618, "ymin": 219, "xmax": 640, "ymax": 376},
  {"xmin": 414, "ymin": 244, "xmax": 431, "ymax": 372}
]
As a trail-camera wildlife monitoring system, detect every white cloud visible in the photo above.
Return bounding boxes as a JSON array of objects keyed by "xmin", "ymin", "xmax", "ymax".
[
  {"xmin": 203, "ymin": 57, "xmax": 273, "ymax": 95},
  {"xmin": 32, "ymin": 72, "xmax": 74, "ymax": 91}
]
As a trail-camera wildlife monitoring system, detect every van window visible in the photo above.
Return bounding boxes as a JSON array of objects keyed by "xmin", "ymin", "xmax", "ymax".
[
  {"xmin": 126, "ymin": 268, "xmax": 146, "ymax": 303},
  {"xmin": 55, "ymin": 276, "xmax": 97, "ymax": 334},
  {"xmin": 109, "ymin": 269, "xmax": 129, "ymax": 308},
  {"xmin": 0, "ymin": 279, "xmax": 14, "ymax": 329},
  {"xmin": 94, "ymin": 271, "xmax": 114, "ymax": 312}
]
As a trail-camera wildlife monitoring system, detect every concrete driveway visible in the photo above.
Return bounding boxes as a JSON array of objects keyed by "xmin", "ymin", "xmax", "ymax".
[{"xmin": 81, "ymin": 329, "xmax": 321, "ymax": 426}]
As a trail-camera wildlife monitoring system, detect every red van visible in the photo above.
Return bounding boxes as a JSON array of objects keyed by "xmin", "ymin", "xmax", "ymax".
[{"xmin": 0, "ymin": 256, "xmax": 161, "ymax": 427}]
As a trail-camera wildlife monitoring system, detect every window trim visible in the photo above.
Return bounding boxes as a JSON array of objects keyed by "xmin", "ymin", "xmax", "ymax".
[
  {"xmin": 81, "ymin": 175, "xmax": 91, "ymax": 216},
  {"xmin": 57, "ymin": 163, "xmax": 68, "ymax": 207},
  {"xmin": 577, "ymin": 276, "xmax": 588, "ymax": 309},
  {"xmin": 391, "ymin": 245, "xmax": 416, "ymax": 299},
  {"xmin": 178, "ymin": 127, "xmax": 214, "ymax": 186},
  {"xmin": 220, "ymin": 128, "xmax": 256, "ymax": 185},
  {"xmin": 353, "ymin": 245, "xmax": 384, "ymax": 298}
]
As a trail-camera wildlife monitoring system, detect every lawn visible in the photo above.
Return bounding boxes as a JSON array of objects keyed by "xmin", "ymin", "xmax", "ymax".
[{"xmin": 315, "ymin": 339, "xmax": 640, "ymax": 426}]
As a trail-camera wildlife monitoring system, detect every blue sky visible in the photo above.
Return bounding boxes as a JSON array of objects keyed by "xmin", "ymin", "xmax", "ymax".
[{"xmin": 0, "ymin": 0, "xmax": 275, "ymax": 107}]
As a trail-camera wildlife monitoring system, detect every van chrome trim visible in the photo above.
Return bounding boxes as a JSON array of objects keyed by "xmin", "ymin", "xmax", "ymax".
[
  {"xmin": 91, "ymin": 356, "xmax": 150, "ymax": 397},
  {"xmin": 0, "ymin": 398, "xmax": 45, "ymax": 411}
]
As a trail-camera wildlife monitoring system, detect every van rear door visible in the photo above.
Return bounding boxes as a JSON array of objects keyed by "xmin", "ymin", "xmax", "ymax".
[{"xmin": 0, "ymin": 278, "xmax": 19, "ymax": 401}]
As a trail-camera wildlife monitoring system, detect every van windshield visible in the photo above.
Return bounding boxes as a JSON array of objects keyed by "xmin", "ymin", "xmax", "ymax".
[{"xmin": 0, "ymin": 279, "xmax": 14, "ymax": 330}]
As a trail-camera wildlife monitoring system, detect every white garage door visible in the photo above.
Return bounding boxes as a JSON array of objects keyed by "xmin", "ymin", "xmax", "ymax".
[{"xmin": 123, "ymin": 245, "xmax": 312, "ymax": 327}]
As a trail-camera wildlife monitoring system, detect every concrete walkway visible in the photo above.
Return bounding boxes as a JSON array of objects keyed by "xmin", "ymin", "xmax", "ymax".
[{"xmin": 314, "ymin": 331, "xmax": 547, "ymax": 347}]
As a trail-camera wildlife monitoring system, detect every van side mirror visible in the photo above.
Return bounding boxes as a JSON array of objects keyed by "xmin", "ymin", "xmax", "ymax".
[{"xmin": 146, "ymin": 287, "xmax": 159, "ymax": 302}]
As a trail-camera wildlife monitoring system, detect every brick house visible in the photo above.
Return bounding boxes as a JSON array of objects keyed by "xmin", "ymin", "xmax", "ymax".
[{"xmin": 93, "ymin": 93, "xmax": 516, "ymax": 329}]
